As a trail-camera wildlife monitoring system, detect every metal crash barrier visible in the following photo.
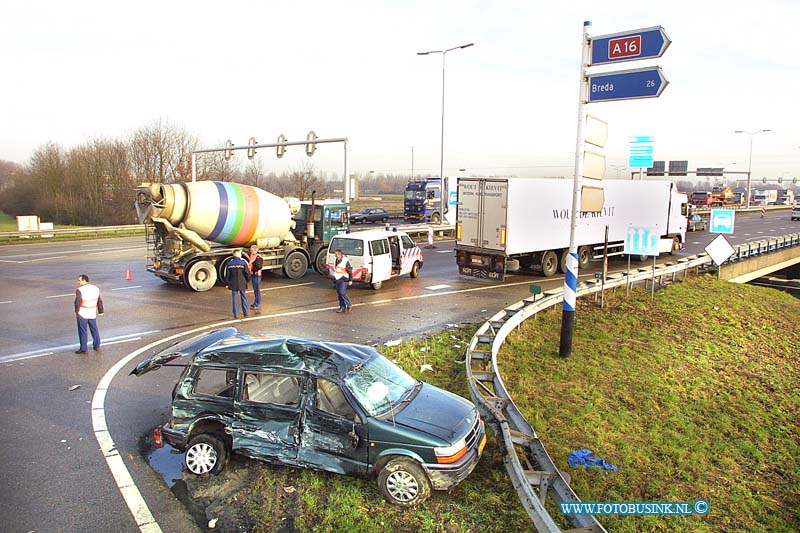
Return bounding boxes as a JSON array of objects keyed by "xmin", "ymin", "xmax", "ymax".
[{"xmin": 465, "ymin": 232, "xmax": 800, "ymax": 532}]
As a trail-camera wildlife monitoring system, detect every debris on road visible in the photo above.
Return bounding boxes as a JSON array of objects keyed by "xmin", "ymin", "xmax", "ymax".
[{"xmin": 69, "ymin": 385, "xmax": 81, "ymax": 391}]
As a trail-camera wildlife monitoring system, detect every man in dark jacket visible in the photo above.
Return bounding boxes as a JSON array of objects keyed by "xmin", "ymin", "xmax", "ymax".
[{"xmin": 225, "ymin": 249, "xmax": 251, "ymax": 318}]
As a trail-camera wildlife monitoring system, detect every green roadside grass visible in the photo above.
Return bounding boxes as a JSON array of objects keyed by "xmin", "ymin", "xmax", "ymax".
[
  {"xmin": 0, "ymin": 211, "xmax": 19, "ymax": 231},
  {"xmin": 231, "ymin": 276, "xmax": 798, "ymax": 532}
]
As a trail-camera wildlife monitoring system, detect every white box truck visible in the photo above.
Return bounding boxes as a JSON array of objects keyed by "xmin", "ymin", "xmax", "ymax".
[{"xmin": 455, "ymin": 178, "xmax": 689, "ymax": 280}]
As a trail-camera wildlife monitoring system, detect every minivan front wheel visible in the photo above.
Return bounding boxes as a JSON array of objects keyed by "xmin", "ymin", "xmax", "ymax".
[
  {"xmin": 185, "ymin": 434, "xmax": 227, "ymax": 475},
  {"xmin": 378, "ymin": 457, "xmax": 431, "ymax": 506}
]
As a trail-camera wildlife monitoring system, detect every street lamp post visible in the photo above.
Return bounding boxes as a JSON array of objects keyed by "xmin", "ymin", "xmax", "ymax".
[
  {"xmin": 418, "ymin": 42, "xmax": 474, "ymax": 224},
  {"xmin": 734, "ymin": 129, "xmax": 770, "ymax": 208}
]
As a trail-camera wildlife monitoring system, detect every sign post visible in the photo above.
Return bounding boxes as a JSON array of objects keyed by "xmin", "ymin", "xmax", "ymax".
[{"xmin": 559, "ymin": 21, "xmax": 671, "ymax": 358}]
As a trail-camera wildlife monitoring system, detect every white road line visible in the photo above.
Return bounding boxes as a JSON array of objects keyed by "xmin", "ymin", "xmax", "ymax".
[
  {"xmin": 112, "ymin": 286, "xmax": 143, "ymax": 291},
  {"xmin": 46, "ymin": 293, "xmax": 74, "ymax": 299},
  {"xmin": 0, "ymin": 330, "xmax": 159, "ymax": 363},
  {"xmin": 425, "ymin": 284, "xmax": 451, "ymax": 290},
  {"xmin": 247, "ymin": 282, "xmax": 314, "ymax": 295},
  {"xmin": 1, "ymin": 245, "xmax": 143, "ymax": 263},
  {"xmin": 0, "ymin": 300, "xmax": 11, "ymax": 304},
  {"xmin": 102, "ymin": 337, "xmax": 142, "ymax": 347},
  {"xmin": 437, "ymin": 250, "xmax": 453, "ymax": 254}
]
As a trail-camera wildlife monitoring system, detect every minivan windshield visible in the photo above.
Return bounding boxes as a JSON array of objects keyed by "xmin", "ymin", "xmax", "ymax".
[{"xmin": 344, "ymin": 355, "xmax": 417, "ymax": 416}]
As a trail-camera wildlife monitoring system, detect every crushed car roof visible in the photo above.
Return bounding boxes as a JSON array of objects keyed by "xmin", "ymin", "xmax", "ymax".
[{"xmin": 131, "ymin": 328, "xmax": 379, "ymax": 380}]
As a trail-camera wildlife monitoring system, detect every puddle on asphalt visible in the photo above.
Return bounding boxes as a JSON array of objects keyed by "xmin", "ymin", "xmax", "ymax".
[{"xmin": 146, "ymin": 443, "xmax": 210, "ymax": 529}]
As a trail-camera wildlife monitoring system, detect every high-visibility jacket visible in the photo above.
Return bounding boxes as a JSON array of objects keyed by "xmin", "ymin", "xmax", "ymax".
[
  {"xmin": 75, "ymin": 284, "xmax": 104, "ymax": 319},
  {"xmin": 333, "ymin": 256, "xmax": 352, "ymax": 280}
]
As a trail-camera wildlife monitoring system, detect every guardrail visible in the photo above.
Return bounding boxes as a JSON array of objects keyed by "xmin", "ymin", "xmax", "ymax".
[
  {"xmin": 0, "ymin": 224, "xmax": 145, "ymax": 243},
  {"xmin": 464, "ymin": 232, "xmax": 800, "ymax": 532}
]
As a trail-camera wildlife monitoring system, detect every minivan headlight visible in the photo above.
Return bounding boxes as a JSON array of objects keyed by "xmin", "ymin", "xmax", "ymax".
[{"xmin": 434, "ymin": 438, "xmax": 468, "ymax": 464}]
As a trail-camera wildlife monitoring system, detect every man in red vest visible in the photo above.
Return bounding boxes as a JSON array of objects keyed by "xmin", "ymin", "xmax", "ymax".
[{"xmin": 75, "ymin": 274, "xmax": 104, "ymax": 354}]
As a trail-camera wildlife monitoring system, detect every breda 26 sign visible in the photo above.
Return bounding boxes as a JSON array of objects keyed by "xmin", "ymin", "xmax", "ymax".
[{"xmin": 590, "ymin": 26, "xmax": 671, "ymax": 65}]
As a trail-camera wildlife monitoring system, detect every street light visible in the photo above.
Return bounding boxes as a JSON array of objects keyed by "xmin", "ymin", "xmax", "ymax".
[
  {"xmin": 418, "ymin": 42, "xmax": 474, "ymax": 224},
  {"xmin": 734, "ymin": 129, "xmax": 770, "ymax": 208}
]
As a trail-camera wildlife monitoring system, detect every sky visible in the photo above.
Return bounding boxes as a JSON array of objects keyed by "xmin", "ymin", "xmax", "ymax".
[{"xmin": 2, "ymin": 0, "xmax": 799, "ymax": 183}]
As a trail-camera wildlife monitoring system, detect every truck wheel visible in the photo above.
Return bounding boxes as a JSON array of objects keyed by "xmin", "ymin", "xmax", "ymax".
[
  {"xmin": 185, "ymin": 434, "xmax": 227, "ymax": 476},
  {"xmin": 430, "ymin": 213, "xmax": 441, "ymax": 224},
  {"xmin": 314, "ymin": 248, "xmax": 328, "ymax": 275},
  {"xmin": 185, "ymin": 261, "xmax": 217, "ymax": 292},
  {"xmin": 577, "ymin": 246, "xmax": 591, "ymax": 267},
  {"xmin": 370, "ymin": 281, "xmax": 383, "ymax": 290},
  {"xmin": 558, "ymin": 249, "xmax": 570, "ymax": 274},
  {"xmin": 541, "ymin": 251, "xmax": 558, "ymax": 277},
  {"xmin": 378, "ymin": 457, "xmax": 431, "ymax": 506},
  {"xmin": 216, "ymin": 256, "xmax": 234, "ymax": 285},
  {"xmin": 409, "ymin": 261, "xmax": 421, "ymax": 278},
  {"xmin": 669, "ymin": 236, "xmax": 681, "ymax": 255},
  {"xmin": 283, "ymin": 250, "xmax": 308, "ymax": 279}
]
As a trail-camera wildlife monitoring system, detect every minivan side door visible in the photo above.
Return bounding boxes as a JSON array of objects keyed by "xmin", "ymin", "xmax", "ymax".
[
  {"xmin": 298, "ymin": 377, "xmax": 369, "ymax": 476},
  {"xmin": 369, "ymin": 238, "xmax": 392, "ymax": 283},
  {"xmin": 232, "ymin": 371, "xmax": 305, "ymax": 461}
]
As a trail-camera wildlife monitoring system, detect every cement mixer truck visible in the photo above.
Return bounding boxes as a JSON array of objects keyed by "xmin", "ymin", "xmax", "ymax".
[{"xmin": 135, "ymin": 181, "xmax": 349, "ymax": 291}]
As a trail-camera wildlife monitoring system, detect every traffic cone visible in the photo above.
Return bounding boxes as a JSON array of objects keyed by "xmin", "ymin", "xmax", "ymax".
[
  {"xmin": 425, "ymin": 226, "xmax": 436, "ymax": 249},
  {"xmin": 125, "ymin": 269, "xmax": 133, "ymax": 281}
]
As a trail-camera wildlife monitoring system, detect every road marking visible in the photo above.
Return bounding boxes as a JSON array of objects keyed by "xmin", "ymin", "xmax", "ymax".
[
  {"xmin": 247, "ymin": 282, "xmax": 314, "ymax": 295},
  {"xmin": 112, "ymin": 286, "xmax": 143, "ymax": 291},
  {"xmin": 437, "ymin": 250, "xmax": 453, "ymax": 254},
  {"xmin": 46, "ymin": 293, "xmax": 74, "ymax": 299},
  {"xmin": 425, "ymin": 284, "xmax": 451, "ymax": 290},
  {"xmin": 103, "ymin": 337, "xmax": 142, "ymax": 347},
  {"xmin": 0, "ymin": 300, "xmax": 11, "ymax": 304},
  {"xmin": 0, "ymin": 331, "xmax": 159, "ymax": 363}
]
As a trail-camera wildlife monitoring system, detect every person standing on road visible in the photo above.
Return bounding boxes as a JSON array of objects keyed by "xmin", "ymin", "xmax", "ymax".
[
  {"xmin": 74, "ymin": 274, "xmax": 104, "ymax": 354},
  {"xmin": 331, "ymin": 248, "xmax": 352, "ymax": 313},
  {"xmin": 248, "ymin": 244, "xmax": 264, "ymax": 310},
  {"xmin": 225, "ymin": 249, "xmax": 251, "ymax": 319}
]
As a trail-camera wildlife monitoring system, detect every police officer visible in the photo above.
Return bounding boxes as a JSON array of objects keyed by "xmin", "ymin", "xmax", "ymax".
[
  {"xmin": 75, "ymin": 274, "xmax": 104, "ymax": 353},
  {"xmin": 225, "ymin": 249, "xmax": 251, "ymax": 318},
  {"xmin": 331, "ymin": 248, "xmax": 352, "ymax": 313},
  {"xmin": 248, "ymin": 244, "xmax": 264, "ymax": 310}
]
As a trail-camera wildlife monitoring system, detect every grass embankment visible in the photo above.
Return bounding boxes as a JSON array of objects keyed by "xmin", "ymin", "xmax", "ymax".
[
  {"xmin": 221, "ymin": 277, "xmax": 798, "ymax": 533},
  {"xmin": 502, "ymin": 276, "xmax": 799, "ymax": 532},
  {"xmin": 0, "ymin": 210, "xmax": 144, "ymax": 244},
  {"xmin": 350, "ymin": 193, "xmax": 404, "ymax": 213},
  {"xmin": 0, "ymin": 211, "xmax": 19, "ymax": 231}
]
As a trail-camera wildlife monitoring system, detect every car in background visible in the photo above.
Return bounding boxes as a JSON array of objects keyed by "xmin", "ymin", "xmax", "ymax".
[
  {"xmin": 687, "ymin": 214, "xmax": 707, "ymax": 232},
  {"xmin": 791, "ymin": 203, "xmax": 800, "ymax": 221},
  {"xmin": 132, "ymin": 328, "xmax": 486, "ymax": 506},
  {"xmin": 350, "ymin": 207, "xmax": 389, "ymax": 224}
]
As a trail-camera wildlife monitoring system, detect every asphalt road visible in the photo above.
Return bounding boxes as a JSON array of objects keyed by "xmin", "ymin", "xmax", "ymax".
[{"xmin": 0, "ymin": 210, "xmax": 796, "ymax": 532}]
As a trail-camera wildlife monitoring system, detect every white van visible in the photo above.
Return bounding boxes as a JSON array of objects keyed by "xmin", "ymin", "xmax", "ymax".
[{"xmin": 326, "ymin": 230, "xmax": 424, "ymax": 289}]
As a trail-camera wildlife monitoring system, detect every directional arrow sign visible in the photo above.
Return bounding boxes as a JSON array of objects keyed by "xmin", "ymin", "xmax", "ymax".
[
  {"xmin": 624, "ymin": 226, "xmax": 660, "ymax": 256},
  {"xmin": 588, "ymin": 66, "xmax": 668, "ymax": 103},
  {"xmin": 590, "ymin": 26, "xmax": 671, "ymax": 65}
]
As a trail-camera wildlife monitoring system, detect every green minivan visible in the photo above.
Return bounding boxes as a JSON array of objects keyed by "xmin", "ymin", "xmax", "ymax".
[{"xmin": 132, "ymin": 328, "xmax": 486, "ymax": 506}]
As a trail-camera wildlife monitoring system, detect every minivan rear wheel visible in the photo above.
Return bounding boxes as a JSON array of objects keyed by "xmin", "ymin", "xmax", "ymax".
[
  {"xmin": 185, "ymin": 434, "xmax": 227, "ymax": 476},
  {"xmin": 377, "ymin": 457, "xmax": 431, "ymax": 506}
]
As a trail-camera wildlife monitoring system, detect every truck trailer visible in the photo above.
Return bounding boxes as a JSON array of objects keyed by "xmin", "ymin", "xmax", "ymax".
[
  {"xmin": 455, "ymin": 178, "xmax": 689, "ymax": 280},
  {"xmin": 135, "ymin": 181, "xmax": 348, "ymax": 291}
]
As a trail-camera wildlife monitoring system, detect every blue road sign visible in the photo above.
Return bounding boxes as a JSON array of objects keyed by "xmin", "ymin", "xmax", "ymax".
[
  {"xmin": 710, "ymin": 209, "xmax": 735, "ymax": 234},
  {"xmin": 629, "ymin": 135, "xmax": 654, "ymax": 168},
  {"xmin": 590, "ymin": 26, "xmax": 671, "ymax": 66},
  {"xmin": 624, "ymin": 226, "xmax": 660, "ymax": 256},
  {"xmin": 588, "ymin": 67, "xmax": 668, "ymax": 103}
]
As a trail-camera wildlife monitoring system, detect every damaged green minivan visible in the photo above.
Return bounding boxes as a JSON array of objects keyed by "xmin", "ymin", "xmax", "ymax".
[{"xmin": 132, "ymin": 328, "xmax": 486, "ymax": 506}]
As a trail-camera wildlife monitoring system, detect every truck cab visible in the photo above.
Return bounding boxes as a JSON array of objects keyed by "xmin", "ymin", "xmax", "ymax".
[
  {"xmin": 404, "ymin": 177, "xmax": 457, "ymax": 224},
  {"xmin": 292, "ymin": 200, "xmax": 350, "ymax": 273},
  {"xmin": 326, "ymin": 230, "xmax": 423, "ymax": 290}
]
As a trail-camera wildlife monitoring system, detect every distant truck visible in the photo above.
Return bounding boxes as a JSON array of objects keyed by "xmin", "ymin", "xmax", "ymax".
[
  {"xmin": 751, "ymin": 189, "xmax": 778, "ymax": 206},
  {"xmin": 455, "ymin": 178, "xmax": 688, "ymax": 280},
  {"xmin": 777, "ymin": 190, "xmax": 794, "ymax": 205},
  {"xmin": 403, "ymin": 177, "xmax": 457, "ymax": 224},
  {"xmin": 135, "ymin": 181, "xmax": 348, "ymax": 291},
  {"xmin": 690, "ymin": 191, "xmax": 712, "ymax": 207},
  {"xmin": 710, "ymin": 185, "xmax": 739, "ymax": 207}
]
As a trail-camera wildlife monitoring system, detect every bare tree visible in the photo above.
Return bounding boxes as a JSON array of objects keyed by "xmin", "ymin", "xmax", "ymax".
[
  {"xmin": 281, "ymin": 161, "xmax": 328, "ymax": 200},
  {"xmin": 0, "ymin": 160, "xmax": 20, "ymax": 193},
  {"xmin": 129, "ymin": 119, "xmax": 198, "ymax": 183}
]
